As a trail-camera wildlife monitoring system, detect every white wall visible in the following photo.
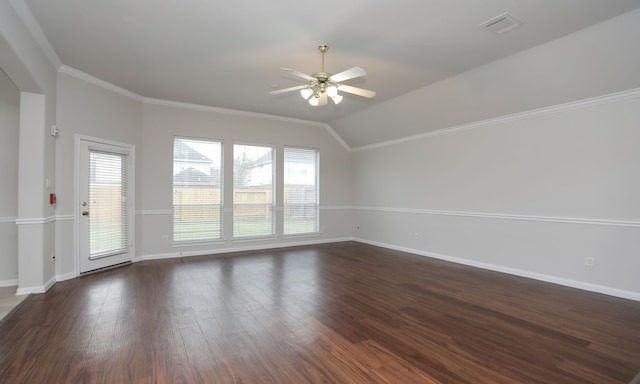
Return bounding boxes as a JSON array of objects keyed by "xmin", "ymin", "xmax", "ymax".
[
  {"xmin": 8, "ymin": 0, "xmax": 638, "ymax": 301},
  {"xmin": 334, "ymin": 8, "xmax": 640, "ymax": 149},
  {"xmin": 0, "ymin": 69, "xmax": 20, "ymax": 286},
  {"xmin": 1, "ymin": 0, "xmax": 58, "ymax": 294},
  {"xmin": 138, "ymin": 101, "xmax": 353, "ymax": 259},
  {"xmin": 54, "ymin": 72, "xmax": 353, "ymax": 275},
  {"xmin": 353, "ymin": 91, "xmax": 640, "ymax": 300},
  {"xmin": 55, "ymin": 71, "xmax": 143, "ymax": 278},
  {"xmin": 348, "ymin": 9, "xmax": 640, "ymax": 301}
]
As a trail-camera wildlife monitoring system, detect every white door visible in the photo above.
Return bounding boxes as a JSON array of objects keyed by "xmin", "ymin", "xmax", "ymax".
[{"xmin": 78, "ymin": 139, "xmax": 133, "ymax": 274}]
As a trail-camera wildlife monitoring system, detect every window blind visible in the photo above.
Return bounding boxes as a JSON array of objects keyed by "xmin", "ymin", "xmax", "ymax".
[
  {"xmin": 284, "ymin": 147, "xmax": 319, "ymax": 235},
  {"xmin": 173, "ymin": 138, "xmax": 223, "ymax": 242},
  {"xmin": 233, "ymin": 144, "xmax": 274, "ymax": 238},
  {"xmin": 88, "ymin": 150, "xmax": 128, "ymax": 258}
]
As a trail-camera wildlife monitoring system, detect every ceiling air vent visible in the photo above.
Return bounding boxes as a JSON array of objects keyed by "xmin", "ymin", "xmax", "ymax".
[{"xmin": 480, "ymin": 12, "xmax": 522, "ymax": 34}]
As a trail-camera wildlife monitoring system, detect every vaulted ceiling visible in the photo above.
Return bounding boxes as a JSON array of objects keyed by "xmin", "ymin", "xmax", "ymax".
[{"xmin": 17, "ymin": 0, "xmax": 640, "ymax": 147}]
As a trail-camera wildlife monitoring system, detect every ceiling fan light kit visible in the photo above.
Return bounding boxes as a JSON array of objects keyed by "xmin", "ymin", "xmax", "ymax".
[{"xmin": 270, "ymin": 44, "xmax": 376, "ymax": 107}]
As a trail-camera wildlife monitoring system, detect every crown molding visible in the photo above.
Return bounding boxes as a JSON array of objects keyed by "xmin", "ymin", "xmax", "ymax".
[
  {"xmin": 144, "ymin": 98, "xmax": 352, "ymax": 152},
  {"xmin": 352, "ymin": 87, "xmax": 640, "ymax": 152},
  {"xmin": 144, "ymin": 97, "xmax": 321, "ymax": 126},
  {"xmin": 8, "ymin": 0, "xmax": 62, "ymax": 70},
  {"xmin": 59, "ymin": 65, "xmax": 144, "ymax": 101}
]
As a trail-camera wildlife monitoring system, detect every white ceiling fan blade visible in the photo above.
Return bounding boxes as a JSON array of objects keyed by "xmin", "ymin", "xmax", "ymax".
[
  {"xmin": 318, "ymin": 92, "xmax": 328, "ymax": 106},
  {"xmin": 330, "ymin": 67, "xmax": 366, "ymax": 83},
  {"xmin": 339, "ymin": 84, "xmax": 376, "ymax": 98},
  {"xmin": 281, "ymin": 68, "xmax": 315, "ymax": 81},
  {"xmin": 269, "ymin": 85, "xmax": 307, "ymax": 95}
]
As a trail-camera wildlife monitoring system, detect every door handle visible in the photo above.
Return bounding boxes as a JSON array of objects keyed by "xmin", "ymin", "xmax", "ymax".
[{"xmin": 82, "ymin": 211, "xmax": 90, "ymax": 216}]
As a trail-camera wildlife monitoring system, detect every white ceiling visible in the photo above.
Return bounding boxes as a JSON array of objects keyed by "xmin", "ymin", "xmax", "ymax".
[{"xmin": 19, "ymin": 0, "xmax": 640, "ymax": 144}]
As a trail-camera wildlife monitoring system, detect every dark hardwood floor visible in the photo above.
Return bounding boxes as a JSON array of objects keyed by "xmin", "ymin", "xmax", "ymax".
[{"xmin": 1, "ymin": 241, "xmax": 639, "ymax": 383}]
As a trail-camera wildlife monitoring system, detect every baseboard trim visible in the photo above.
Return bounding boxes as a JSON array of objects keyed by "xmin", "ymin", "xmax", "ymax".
[
  {"xmin": 354, "ymin": 238, "xmax": 640, "ymax": 302},
  {"xmin": 15, "ymin": 275, "xmax": 56, "ymax": 295},
  {"xmin": 0, "ymin": 279, "xmax": 18, "ymax": 288},
  {"xmin": 55, "ymin": 271, "xmax": 77, "ymax": 282}
]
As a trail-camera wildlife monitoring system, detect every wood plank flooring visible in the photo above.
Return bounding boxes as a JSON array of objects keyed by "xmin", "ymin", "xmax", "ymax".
[{"xmin": 1, "ymin": 241, "xmax": 639, "ymax": 383}]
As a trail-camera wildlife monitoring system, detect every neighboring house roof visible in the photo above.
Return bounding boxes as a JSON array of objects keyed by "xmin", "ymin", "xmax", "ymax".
[
  {"xmin": 251, "ymin": 150, "xmax": 314, "ymax": 168},
  {"xmin": 174, "ymin": 139, "xmax": 212, "ymax": 163},
  {"xmin": 253, "ymin": 151, "xmax": 273, "ymax": 167},
  {"xmin": 173, "ymin": 167, "xmax": 213, "ymax": 185}
]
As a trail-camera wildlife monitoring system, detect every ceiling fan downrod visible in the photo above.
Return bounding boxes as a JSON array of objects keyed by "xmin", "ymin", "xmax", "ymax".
[{"xmin": 313, "ymin": 44, "xmax": 331, "ymax": 83}]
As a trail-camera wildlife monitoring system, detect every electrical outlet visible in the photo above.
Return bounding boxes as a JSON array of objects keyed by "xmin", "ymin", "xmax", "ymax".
[{"xmin": 585, "ymin": 257, "xmax": 595, "ymax": 267}]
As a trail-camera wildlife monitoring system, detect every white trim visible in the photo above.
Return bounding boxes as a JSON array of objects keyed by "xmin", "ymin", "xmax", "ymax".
[
  {"xmin": 355, "ymin": 206, "xmax": 640, "ymax": 228},
  {"xmin": 282, "ymin": 232, "xmax": 322, "ymax": 239},
  {"xmin": 59, "ymin": 66, "xmax": 144, "ymax": 101},
  {"xmin": 144, "ymin": 98, "xmax": 352, "ymax": 152},
  {"xmin": 8, "ymin": 215, "xmax": 74, "ymax": 223},
  {"xmin": 354, "ymin": 238, "xmax": 640, "ymax": 302},
  {"xmin": 74, "ymin": 134, "xmax": 136, "ymax": 275},
  {"xmin": 320, "ymin": 205, "xmax": 353, "ymax": 211},
  {"xmin": 15, "ymin": 275, "xmax": 56, "ymax": 295},
  {"xmin": 0, "ymin": 279, "xmax": 18, "ymax": 288},
  {"xmin": 8, "ymin": 0, "xmax": 62, "ymax": 69},
  {"xmin": 15, "ymin": 216, "xmax": 56, "ymax": 225},
  {"xmin": 321, "ymin": 123, "xmax": 351, "ymax": 152},
  {"xmin": 137, "ymin": 236, "xmax": 353, "ymax": 262},
  {"xmin": 171, "ymin": 239, "xmax": 227, "ymax": 247},
  {"xmin": 75, "ymin": 134, "xmax": 136, "ymax": 152},
  {"xmin": 48, "ymin": 64, "xmax": 352, "ymax": 152},
  {"xmin": 145, "ymin": 97, "xmax": 322, "ymax": 126},
  {"xmin": 137, "ymin": 206, "xmax": 353, "ymax": 215},
  {"xmin": 352, "ymin": 87, "xmax": 640, "ymax": 152},
  {"xmin": 136, "ymin": 209, "xmax": 172, "ymax": 215},
  {"xmin": 55, "ymin": 271, "xmax": 76, "ymax": 282}
]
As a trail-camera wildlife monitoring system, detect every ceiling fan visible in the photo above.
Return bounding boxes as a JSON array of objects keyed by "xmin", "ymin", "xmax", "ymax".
[{"xmin": 270, "ymin": 44, "xmax": 376, "ymax": 106}]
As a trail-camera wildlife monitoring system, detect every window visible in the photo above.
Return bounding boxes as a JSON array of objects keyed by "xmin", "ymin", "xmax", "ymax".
[
  {"xmin": 284, "ymin": 147, "xmax": 319, "ymax": 235},
  {"xmin": 88, "ymin": 150, "xmax": 128, "ymax": 258},
  {"xmin": 173, "ymin": 137, "xmax": 223, "ymax": 242},
  {"xmin": 233, "ymin": 144, "xmax": 274, "ymax": 238}
]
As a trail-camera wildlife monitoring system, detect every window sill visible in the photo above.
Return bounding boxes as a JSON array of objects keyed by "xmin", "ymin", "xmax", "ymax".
[
  {"xmin": 232, "ymin": 235, "xmax": 278, "ymax": 243},
  {"xmin": 171, "ymin": 239, "xmax": 227, "ymax": 247},
  {"xmin": 282, "ymin": 232, "xmax": 322, "ymax": 239}
]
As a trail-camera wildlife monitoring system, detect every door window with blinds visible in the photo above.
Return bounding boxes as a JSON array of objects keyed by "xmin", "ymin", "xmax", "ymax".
[
  {"xmin": 284, "ymin": 147, "xmax": 319, "ymax": 235},
  {"xmin": 233, "ymin": 144, "xmax": 274, "ymax": 238},
  {"xmin": 88, "ymin": 150, "xmax": 128, "ymax": 258},
  {"xmin": 173, "ymin": 137, "xmax": 223, "ymax": 242}
]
